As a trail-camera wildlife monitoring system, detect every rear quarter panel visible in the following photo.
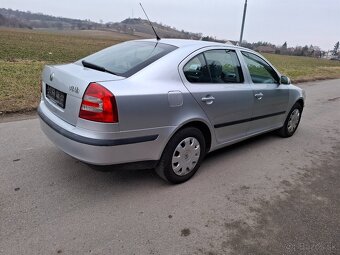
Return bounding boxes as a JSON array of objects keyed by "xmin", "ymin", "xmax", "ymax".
[{"xmin": 98, "ymin": 46, "xmax": 216, "ymax": 154}]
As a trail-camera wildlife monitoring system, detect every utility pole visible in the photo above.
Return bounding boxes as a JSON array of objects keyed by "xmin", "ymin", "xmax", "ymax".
[{"xmin": 239, "ymin": 0, "xmax": 248, "ymax": 45}]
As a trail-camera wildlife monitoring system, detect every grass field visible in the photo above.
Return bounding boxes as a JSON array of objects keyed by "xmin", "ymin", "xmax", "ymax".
[
  {"xmin": 0, "ymin": 28, "xmax": 137, "ymax": 113},
  {"xmin": 1, "ymin": 28, "xmax": 340, "ymax": 113},
  {"xmin": 263, "ymin": 53, "xmax": 340, "ymax": 83}
]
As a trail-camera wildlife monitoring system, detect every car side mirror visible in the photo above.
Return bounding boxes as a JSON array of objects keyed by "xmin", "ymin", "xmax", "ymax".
[{"xmin": 280, "ymin": 75, "xmax": 291, "ymax": 85}]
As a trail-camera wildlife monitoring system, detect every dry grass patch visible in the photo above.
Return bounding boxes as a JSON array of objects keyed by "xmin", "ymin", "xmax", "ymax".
[
  {"xmin": 0, "ymin": 28, "xmax": 131, "ymax": 113},
  {"xmin": 0, "ymin": 60, "xmax": 45, "ymax": 113}
]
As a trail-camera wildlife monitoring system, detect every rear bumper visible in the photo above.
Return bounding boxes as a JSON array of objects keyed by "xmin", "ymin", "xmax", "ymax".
[{"xmin": 38, "ymin": 102, "xmax": 173, "ymax": 165}]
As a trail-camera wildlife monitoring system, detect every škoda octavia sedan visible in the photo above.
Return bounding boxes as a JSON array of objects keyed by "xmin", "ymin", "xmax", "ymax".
[{"xmin": 38, "ymin": 39, "xmax": 305, "ymax": 183}]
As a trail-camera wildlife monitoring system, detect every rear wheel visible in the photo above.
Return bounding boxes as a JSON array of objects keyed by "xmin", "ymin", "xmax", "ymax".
[
  {"xmin": 156, "ymin": 127, "xmax": 206, "ymax": 184},
  {"xmin": 277, "ymin": 103, "xmax": 303, "ymax": 137}
]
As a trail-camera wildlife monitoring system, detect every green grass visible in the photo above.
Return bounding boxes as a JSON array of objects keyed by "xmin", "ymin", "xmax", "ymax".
[
  {"xmin": 0, "ymin": 60, "xmax": 45, "ymax": 112},
  {"xmin": 0, "ymin": 28, "xmax": 135, "ymax": 113},
  {"xmin": 263, "ymin": 53, "xmax": 340, "ymax": 82},
  {"xmin": 0, "ymin": 28, "xmax": 340, "ymax": 113},
  {"xmin": 0, "ymin": 28, "xmax": 133, "ymax": 62}
]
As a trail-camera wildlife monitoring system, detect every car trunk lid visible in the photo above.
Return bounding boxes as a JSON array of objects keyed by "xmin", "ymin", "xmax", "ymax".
[{"xmin": 42, "ymin": 63, "xmax": 124, "ymax": 126}]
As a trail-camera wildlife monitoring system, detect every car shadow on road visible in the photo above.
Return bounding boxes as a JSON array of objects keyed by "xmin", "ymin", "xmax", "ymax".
[
  {"xmin": 87, "ymin": 164, "xmax": 161, "ymax": 185},
  {"xmin": 83, "ymin": 131, "xmax": 279, "ymax": 185},
  {"xmin": 45, "ymin": 131, "xmax": 281, "ymax": 195},
  {"xmin": 202, "ymin": 132, "xmax": 279, "ymax": 164}
]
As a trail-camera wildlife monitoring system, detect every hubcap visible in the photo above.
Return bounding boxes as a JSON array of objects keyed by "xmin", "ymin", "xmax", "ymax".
[
  {"xmin": 287, "ymin": 109, "xmax": 300, "ymax": 133},
  {"xmin": 171, "ymin": 137, "xmax": 201, "ymax": 176}
]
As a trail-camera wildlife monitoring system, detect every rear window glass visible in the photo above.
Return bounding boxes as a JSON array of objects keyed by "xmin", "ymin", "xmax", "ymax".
[{"xmin": 81, "ymin": 41, "xmax": 177, "ymax": 77}]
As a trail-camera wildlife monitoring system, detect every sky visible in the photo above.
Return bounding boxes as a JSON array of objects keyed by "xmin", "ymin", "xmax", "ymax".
[{"xmin": 1, "ymin": 0, "xmax": 340, "ymax": 50}]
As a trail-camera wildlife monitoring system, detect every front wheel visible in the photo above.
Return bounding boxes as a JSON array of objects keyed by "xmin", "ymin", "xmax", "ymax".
[
  {"xmin": 277, "ymin": 103, "xmax": 303, "ymax": 138},
  {"xmin": 155, "ymin": 127, "xmax": 206, "ymax": 184}
]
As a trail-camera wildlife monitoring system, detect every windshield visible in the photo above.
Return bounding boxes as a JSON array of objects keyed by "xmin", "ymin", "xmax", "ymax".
[{"xmin": 81, "ymin": 41, "xmax": 177, "ymax": 77}]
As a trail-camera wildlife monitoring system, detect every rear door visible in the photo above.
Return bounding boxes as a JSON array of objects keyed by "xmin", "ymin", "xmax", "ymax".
[
  {"xmin": 240, "ymin": 51, "xmax": 289, "ymax": 133},
  {"xmin": 180, "ymin": 48, "xmax": 253, "ymax": 144}
]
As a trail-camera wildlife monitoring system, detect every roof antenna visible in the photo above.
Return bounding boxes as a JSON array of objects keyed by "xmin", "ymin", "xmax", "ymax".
[{"xmin": 139, "ymin": 2, "xmax": 160, "ymax": 41}]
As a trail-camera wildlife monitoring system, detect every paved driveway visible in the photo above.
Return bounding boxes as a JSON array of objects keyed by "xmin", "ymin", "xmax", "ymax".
[{"xmin": 1, "ymin": 79, "xmax": 339, "ymax": 255}]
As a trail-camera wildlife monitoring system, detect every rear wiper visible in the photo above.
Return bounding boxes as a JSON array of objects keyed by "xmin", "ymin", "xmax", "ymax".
[{"xmin": 81, "ymin": 60, "xmax": 118, "ymax": 76}]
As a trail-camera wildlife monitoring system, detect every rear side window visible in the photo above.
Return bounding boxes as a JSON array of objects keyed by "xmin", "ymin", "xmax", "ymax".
[
  {"xmin": 241, "ymin": 52, "xmax": 279, "ymax": 84},
  {"xmin": 183, "ymin": 49, "xmax": 244, "ymax": 83},
  {"xmin": 82, "ymin": 41, "xmax": 177, "ymax": 77},
  {"xmin": 183, "ymin": 53, "xmax": 211, "ymax": 83}
]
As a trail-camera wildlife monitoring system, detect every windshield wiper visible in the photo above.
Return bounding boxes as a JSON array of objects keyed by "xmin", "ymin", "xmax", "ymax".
[{"xmin": 81, "ymin": 60, "xmax": 118, "ymax": 76}]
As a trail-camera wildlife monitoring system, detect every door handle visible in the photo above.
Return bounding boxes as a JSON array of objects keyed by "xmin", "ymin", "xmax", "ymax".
[
  {"xmin": 254, "ymin": 92, "xmax": 264, "ymax": 100},
  {"xmin": 201, "ymin": 95, "xmax": 215, "ymax": 105}
]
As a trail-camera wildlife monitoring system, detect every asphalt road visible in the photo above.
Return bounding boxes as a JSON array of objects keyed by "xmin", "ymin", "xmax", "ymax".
[{"xmin": 1, "ymin": 79, "xmax": 339, "ymax": 255}]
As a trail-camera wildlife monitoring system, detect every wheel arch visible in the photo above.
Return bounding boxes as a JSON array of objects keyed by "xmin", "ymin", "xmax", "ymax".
[
  {"xmin": 296, "ymin": 98, "xmax": 304, "ymax": 108},
  {"xmin": 179, "ymin": 121, "xmax": 212, "ymax": 153},
  {"xmin": 162, "ymin": 119, "xmax": 214, "ymax": 156}
]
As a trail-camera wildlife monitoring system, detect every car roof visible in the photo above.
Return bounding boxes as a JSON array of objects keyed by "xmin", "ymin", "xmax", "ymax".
[{"xmin": 136, "ymin": 38, "xmax": 249, "ymax": 51}]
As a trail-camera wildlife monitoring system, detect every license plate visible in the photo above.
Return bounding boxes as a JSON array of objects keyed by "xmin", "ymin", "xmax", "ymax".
[{"xmin": 46, "ymin": 84, "xmax": 67, "ymax": 109}]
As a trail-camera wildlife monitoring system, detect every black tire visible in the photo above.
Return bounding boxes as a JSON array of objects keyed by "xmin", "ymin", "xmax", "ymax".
[
  {"xmin": 155, "ymin": 127, "xmax": 206, "ymax": 184},
  {"xmin": 277, "ymin": 102, "xmax": 303, "ymax": 138}
]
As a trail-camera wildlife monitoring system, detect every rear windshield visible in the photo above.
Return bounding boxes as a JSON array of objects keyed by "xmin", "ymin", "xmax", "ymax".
[{"xmin": 81, "ymin": 41, "xmax": 177, "ymax": 77}]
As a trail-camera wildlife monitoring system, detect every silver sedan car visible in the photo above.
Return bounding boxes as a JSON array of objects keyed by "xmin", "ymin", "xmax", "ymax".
[{"xmin": 38, "ymin": 39, "xmax": 305, "ymax": 183}]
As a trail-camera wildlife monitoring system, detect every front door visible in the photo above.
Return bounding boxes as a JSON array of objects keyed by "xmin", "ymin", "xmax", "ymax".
[{"xmin": 241, "ymin": 51, "xmax": 289, "ymax": 134}]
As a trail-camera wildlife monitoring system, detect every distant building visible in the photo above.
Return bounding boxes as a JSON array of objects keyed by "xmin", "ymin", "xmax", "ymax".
[
  {"xmin": 225, "ymin": 40, "xmax": 236, "ymax": 45},
  {"xmin": 255, "ymin": 46, "xmax": 276, "ymax": 54},
  {"xmin": 323, "ymin": 51, "xmax": 335, "ymax": 59}
]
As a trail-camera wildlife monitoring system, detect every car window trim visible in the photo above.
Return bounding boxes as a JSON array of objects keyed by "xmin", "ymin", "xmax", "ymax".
[{"xmin": 201, "ymin": 52, "xmax": 213, "ymax": 82}]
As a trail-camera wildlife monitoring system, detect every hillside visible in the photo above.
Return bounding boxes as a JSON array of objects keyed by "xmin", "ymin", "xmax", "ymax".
[
  {"xmin": 0, "ymin": 8, "xmax": 100, "ymax": 30},
  {"xmin": 0, "ymin": 8, "xmax": 204, "ymax": 40},
  {"xmin": 108, "ymin": 18, "xmax": 202, "ymax": 39},
  {"xmin": 0, "ymin": 12, "xmax": 31, "ymax": 29}
]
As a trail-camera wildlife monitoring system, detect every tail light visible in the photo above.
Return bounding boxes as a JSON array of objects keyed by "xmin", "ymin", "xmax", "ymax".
[{"xmin": 79, "ymin": 82, "xmax": 118, "ymax": 123}]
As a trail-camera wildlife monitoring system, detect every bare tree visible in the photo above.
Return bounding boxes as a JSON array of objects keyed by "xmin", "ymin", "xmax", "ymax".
[{"xmin": 333, "ymin": 41, "xmax": 339, "ymax": 56}]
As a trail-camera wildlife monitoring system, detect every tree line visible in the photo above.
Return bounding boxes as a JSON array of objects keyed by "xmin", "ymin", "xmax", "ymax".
[{"xmin": 239, "ymin": 41, "xmax": 340, "ymax": 58}]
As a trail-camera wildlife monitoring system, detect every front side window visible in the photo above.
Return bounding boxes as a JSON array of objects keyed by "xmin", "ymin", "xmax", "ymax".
[
  {"xmin": 204, "ymin": 50, "xmax": 244, "ymax": 83},
  {"xmin": 183, "ymin": 49, "xmax": 244, "ymax": 84},
  {"xmin": 241, "ymin": 52, "xmax": 279, "ymax": 84}
]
